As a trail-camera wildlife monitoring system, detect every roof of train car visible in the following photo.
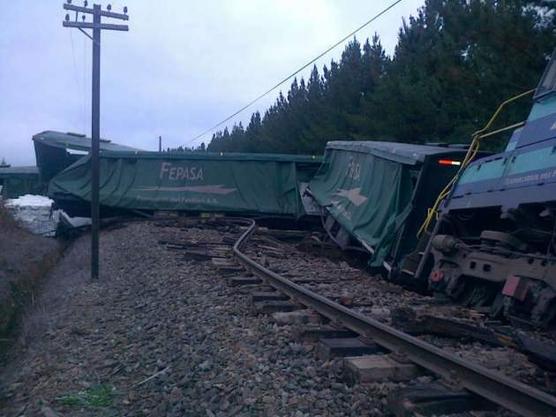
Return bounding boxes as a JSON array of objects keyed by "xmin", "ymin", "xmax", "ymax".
[
  {"xmin": 92, "ymin": 150, "xmax": 322, "ymax": 163},
  {"xmin": 327, "ymin": 141, "xmax": 468, "ymax": 165},
  {"xmin": 32, "ymin": 130, "xmax": 141, "ymax": 153},
  {"xmin": 33, "ymin": 131, "xmax": 321, "ymax": 163},
  {"xmin": 0, "ymin": 166, "xmax": 39, "ymax": 177}
]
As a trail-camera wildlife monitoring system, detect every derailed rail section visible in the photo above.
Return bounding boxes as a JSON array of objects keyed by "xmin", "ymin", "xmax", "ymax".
[{"xmin": 232, "ymin": 218, "xmax": 556, "ymax": 417}]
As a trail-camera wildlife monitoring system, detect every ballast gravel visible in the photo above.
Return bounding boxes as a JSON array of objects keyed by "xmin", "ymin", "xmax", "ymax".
[{"xmin": 0, "ymin": 222, "xmax": 396, "ymax": 417}]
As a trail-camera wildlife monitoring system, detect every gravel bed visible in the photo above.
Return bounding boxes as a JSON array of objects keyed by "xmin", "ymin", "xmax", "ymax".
[
  {"xmin": 0, "ymin": 221, "xmax": 401, "ymax": 417},
  {"xmin": 244, "ymin": 239, "xmax": 428, "ymax": 312},
  {"xmin": 243, "ymin": 233, "xmax": 556, "ymax": 399}
]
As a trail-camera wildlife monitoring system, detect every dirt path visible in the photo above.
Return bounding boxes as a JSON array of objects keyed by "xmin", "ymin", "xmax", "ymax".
[{"xmin": 0, "ymin": 222, "xmax": 389, "ymax": 417}]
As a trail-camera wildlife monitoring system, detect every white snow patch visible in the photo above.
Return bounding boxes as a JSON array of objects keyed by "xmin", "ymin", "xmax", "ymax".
[
  {"xmin": 5, "ymin": 194, "xmax": 60, "ymax": 237},
  {"xmin": 6, "ymin": 194, "xmax": 55, "ymax": 208}
]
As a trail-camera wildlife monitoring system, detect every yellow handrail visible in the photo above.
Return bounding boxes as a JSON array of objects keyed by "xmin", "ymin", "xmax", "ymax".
[{"xmin": 417, "ymin": 88, "xmax": 535, "ymax": 237}]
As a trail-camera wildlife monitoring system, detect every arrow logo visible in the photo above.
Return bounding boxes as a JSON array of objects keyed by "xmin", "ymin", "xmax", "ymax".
[
  {"xmin": 334, "ymin": 187, "xmax": 368, "ymax": 206},
  {"xmin": 139, "ymin": 185, "xmax": 237, "ymax": 195}
]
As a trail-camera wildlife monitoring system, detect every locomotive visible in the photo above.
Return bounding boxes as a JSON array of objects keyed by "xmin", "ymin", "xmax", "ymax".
[{"xmin": 417, "ymin": 49, "xmax": 556, "ymax": 327}]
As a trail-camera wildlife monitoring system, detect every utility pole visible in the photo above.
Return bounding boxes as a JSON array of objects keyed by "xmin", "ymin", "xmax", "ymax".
[
  {"xmin": 63, "ymin": 1, "xmax": 129, "ymax": 280},
  {"xmin": 159, "ymin": 136, "xmax": 162, "ymax": 152}
]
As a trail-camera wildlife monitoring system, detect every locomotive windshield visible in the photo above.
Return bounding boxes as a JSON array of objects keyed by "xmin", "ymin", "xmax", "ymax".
[{"xmin": 535, "ymin": 50, "xmax": 556, "ymax": 99}]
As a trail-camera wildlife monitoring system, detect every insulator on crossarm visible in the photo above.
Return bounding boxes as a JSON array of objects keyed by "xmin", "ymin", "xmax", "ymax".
[
  {"xmin": 123, "ymin": 6, "xmax": 128, "ymax": 14},
  {"xmin": 107, "ymin": 4, "xmax": 112, "ymax": 10},
  {"xmin": 84, "ymin": 1, "xmax": 88, "ymax": 6},
  {"xmin": 65, "ymin": 13, "xmax": 70, "ymax": 21}
]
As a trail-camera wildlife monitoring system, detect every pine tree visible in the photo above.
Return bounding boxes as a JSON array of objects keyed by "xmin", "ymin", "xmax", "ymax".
[{"xmin": 206, "ymin": 0, "xmax": 554, "ymax": 153}]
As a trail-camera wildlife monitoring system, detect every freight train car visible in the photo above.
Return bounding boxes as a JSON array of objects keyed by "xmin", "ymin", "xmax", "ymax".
[
  {"xmin": 0, "ymin": 166, "xmax": 40, "ymax": 198},
  {"xmin": 48, "ymin": 150, "xmax": 321, "ymax": 218},
  {"xmin": 33, "ymin": 130, "xmax": 140, "ymax": 183},
  {"xmin": 307, "ymin": 141, "xmax": 471, "ymax": 274},
  {"xmin": 417, "ymin": 49, "xmax": 556, "ymax": 327}
]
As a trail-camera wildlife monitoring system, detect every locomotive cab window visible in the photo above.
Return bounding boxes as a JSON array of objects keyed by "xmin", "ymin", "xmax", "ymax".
[{"xmin": 535, "ymin": 50, "xmax": 556, "ymax": 99}]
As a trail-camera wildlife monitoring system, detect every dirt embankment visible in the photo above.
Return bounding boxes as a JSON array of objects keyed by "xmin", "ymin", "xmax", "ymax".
[{"xmin": 0, "ymin": 202, "xmax": 62, "ymax": 356}]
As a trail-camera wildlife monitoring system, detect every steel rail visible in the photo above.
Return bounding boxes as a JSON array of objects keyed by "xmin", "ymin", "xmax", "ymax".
[{"xmin": 231, "ymin": 218, "xmax": 556, "ymax": 417}]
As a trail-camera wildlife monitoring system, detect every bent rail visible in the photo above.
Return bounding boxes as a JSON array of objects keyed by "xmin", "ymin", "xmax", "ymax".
[{"xmin": 232, "ymin": 218, "xmax": 556, "ymax": 417}]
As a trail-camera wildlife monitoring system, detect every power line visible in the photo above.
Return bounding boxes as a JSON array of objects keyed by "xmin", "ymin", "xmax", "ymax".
[
  {"xmin": 83, "ymin": 33, "xmax": 88, "ymax": 134},
  {"xmin": 69, "ymin": 30, "xmax": 83, "ymax": 129},
  {"xmin": 188, "ymin": 0, "xmax": 404, "ymax": 144}
]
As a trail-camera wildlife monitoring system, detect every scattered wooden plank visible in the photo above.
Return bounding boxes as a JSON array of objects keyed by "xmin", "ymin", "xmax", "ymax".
[
  {"xmin": 272, "ymin": 310, "xmax": 322, "ymax": 325},
  {"xmin": 317, "ymin": 337, "xmax": 382, "ymax": 361},
  {"xmin": 228, "ymin": 277, "xmax": 262, "ymax": 287},
  {"xmin": 250, "ymin": 291, "xmax": 289, "ymax": 302},
  {"xmin": 390, "ymin": 308, "xmax": 513, "ymax": 348},
  {"xmin": 253, "ymin": 300, "xmax": 299, "ymax": 314},
  {"xmin": 295, "ymin": 325, "xmax": 357, "ymax": 342},
  {"xmin": 344, "ymin": 354, "xmax": 420, "ymax": 384},
  {"xmin": 387, "ymin": 383, "xmax": 493, "ymax": 417}
]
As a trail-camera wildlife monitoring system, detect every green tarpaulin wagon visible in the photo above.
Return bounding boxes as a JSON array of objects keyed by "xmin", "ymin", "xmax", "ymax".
[
  {"xmin": 49, "ymin": 150, "xmax": 321, "ymax": 218},
  {"xmin": 33, "ymin": 130, "xmax": 140, "ymax": 183},
  {"xmin": 308, "ymin": 141, "xmax": 471, "ymax": 274}
]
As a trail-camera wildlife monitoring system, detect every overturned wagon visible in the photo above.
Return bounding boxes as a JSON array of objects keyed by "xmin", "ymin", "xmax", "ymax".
[
  {"xmin": 49, "ymin": 150, "xmax": 321, "ymax": 218},
  {"xmin": 308, "ymin": 141, "xmax": 471, "ymax": 275},
  {"xmin": 33, "ymin": 130, "xmax": 140, "ymax": 183}
]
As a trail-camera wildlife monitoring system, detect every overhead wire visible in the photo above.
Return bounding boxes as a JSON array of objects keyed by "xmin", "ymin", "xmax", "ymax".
[
  {"xmin": 187, "ymin": 0, "xmax": 404, "ymax": 145},
  {"xmin": 69, "ymin": 30, "xmax": 83, "ymax": 131},
  {"xmin": 84, "ymin": 33, "xmax": 89, "ymax": 134}
]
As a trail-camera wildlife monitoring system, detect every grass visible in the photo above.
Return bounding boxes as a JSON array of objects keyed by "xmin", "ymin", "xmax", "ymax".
[
  {"xmin": 0, "ymin": 198, "xmax": 64, "ymax": 360},
  {"xmin": 0, "ymin": 200, "xmax": 18, "ymax": 230},
  {"xmin": 56, "ymin": 384, "xmax": 115, "ymax": 408}
]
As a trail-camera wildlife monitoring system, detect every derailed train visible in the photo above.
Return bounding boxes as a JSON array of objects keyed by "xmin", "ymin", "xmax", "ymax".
[
  {"xmin": 42, "ymin": 50, "xmax": 556, "ymax": 326},
  {"xmin": 307, "ymin": 141, "xmax": 472, "ymax": 272},
  {"xmin": 309, "ymin": 50, "xmax": 556, "ymax": 327},
  {"xmin": 42, "ymin": 134, "xmax": 322, "ymax": 218},
  {"xmin": 418, "ymin": 50, "xmax": 556, "ymax": 327}
]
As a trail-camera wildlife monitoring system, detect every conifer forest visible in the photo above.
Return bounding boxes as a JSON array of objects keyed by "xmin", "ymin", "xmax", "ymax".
[{"xmin": 203, "ymin": 0, "xmax": 555, "ymax": 154}]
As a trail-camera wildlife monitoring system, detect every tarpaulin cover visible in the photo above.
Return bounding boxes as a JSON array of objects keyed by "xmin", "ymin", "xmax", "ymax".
[
  {"xmin": 33, "ymin": 130, "xmax": 141, "ymax": 182},
  {"xmin": 309, "ymin": 143, "xmax": 415, "ymax": 266},
  {"xmin": 48, "ymin": 151, "xmax": 321, "ymax": 217}
]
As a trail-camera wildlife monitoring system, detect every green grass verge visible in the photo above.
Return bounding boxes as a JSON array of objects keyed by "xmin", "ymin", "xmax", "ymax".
[{"xmin": 56, "ymin": 384, "xmax": 115, "ymax": 408}]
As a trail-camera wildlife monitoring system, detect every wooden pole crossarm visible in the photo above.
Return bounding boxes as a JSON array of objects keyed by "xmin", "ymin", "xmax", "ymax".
[
  {"xmin": 63, "ymin": 21, "xmax": 129, "ymax": 31},
  {"xmin": 63, "ymin": 3, "xmax": 129, "ymax": 20}
]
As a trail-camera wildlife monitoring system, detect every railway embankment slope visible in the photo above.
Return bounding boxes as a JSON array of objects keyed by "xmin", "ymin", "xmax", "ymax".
[{"xmin": 0, "ymin": 203, "xmax": 61, "ymax": 357}]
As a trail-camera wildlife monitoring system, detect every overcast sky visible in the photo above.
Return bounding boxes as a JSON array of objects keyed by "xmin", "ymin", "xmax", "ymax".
[{"xmin": 0, "ymin": 0, "xmax": 425, "ymax": 166}]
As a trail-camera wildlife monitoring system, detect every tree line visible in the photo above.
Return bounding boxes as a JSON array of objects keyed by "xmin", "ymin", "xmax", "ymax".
[{"xmin": 188, "ymin": 0, "xmax": 555, "ymax": 155}]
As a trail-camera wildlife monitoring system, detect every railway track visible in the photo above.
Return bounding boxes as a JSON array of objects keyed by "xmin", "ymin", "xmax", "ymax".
[
  {"xmin": 222, "ymin": 218, "xmax": 555, "ymax": 417},
  {"xmin": 155, "ymin": 216, "xmax": 556, "ymax": 416},
  {"xmin": 6, "ymin": 216, "xmax": 556, "ymax": 416}
]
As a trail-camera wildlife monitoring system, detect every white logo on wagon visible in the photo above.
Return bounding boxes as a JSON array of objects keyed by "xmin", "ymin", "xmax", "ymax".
[{"xmin": 159, "ymin": 162, "xmax": 204, "ymax": 181}]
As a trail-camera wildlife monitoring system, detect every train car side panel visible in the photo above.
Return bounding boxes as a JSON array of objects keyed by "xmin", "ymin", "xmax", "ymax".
[{"xmin": 49, "ymin": 152, "xmax": 321, "ymax": 218}]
